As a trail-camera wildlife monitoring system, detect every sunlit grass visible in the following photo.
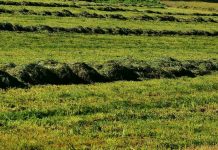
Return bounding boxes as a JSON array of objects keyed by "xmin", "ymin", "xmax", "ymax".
[
  {"xmin": 0, "ymin": 0, "xmax": 218, "ymax": 149},
  {"xmin": 0, "ymin": 74, "xmax": 218, "ymax": 149},
  {"xmin": 0, "ymin": 32, "xmax": 217, "ymax": 64}
]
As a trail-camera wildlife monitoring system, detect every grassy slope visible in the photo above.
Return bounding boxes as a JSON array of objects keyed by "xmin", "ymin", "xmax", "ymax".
[{"xmin": 0, "ymin": 0, "xmax": 218, "ymax": 149}]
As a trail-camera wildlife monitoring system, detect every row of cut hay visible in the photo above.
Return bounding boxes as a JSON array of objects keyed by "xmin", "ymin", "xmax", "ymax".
[
  {"xmin": 1, "ymin": 57, "xmax": 217, "ymax": 89},
  {"xmin": 0, "ymin": 22, "xmax": 218, "ymax": 36},
  {"xmin": 0, "ymin": 1, "xmax": 80, "ymax": 8},
  {"xmin": 0, "ymin": 8, "xmax": 217, "ymax": 23}
]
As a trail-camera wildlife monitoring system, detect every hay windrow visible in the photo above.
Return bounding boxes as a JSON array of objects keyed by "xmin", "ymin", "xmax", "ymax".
[
  {"xmin": 18, "ymin": 63, "xmax": 59, "ymax": 85},
  {"xmin": 0, "ymin": 0, "xmax": 217, "ymax": 17},
  {"xmin": 0, "ymin": 1, "xmax": 80, "ymax": 8},
  {"xmin": 144, "ymin": 10, "xmax": 218, "ymax": 17},
  {"xmin": 37, "ymin": 60, "xmax": 84, "ymax": 84},
  {"xmin": 0, "ymin": 70, "xmax": 26, "ymax": 89},
  {"xmin": 69, "ymin": 62, "xmax": 107, "ymax": 83},
  {"xmin": 0, "ymin": 57, "xmax": 217, "ymax": 89},
  {"xmin": 96, "ymin": 61, "xmax": 139, "ymax": 81},
  {"xmin": 0, "ymin": 23, "xmax": 217, "ymax": 36},
  {"xmin": 0, "ymin": 8, "xmax": 217, "ymax": 23}
]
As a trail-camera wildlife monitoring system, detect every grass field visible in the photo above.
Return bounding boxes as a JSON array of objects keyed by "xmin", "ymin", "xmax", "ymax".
[{"xmin": 0, "ymin": 0, "xmax": 218, "ymax": 149}]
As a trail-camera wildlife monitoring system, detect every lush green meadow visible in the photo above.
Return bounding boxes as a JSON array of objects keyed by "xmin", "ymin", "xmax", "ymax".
[{"xmin": 0, "ymin": 0, "xmax": 218, "ymax": 149}]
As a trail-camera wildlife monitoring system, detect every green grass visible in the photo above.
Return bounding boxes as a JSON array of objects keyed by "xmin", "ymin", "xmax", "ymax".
[
  {"xmin": 1, "ymin": 5, "xmax": 218, "ymax": 22},
  {"xmin": 95, "ymin": 0, "xmax": 161, "ymax": 5},
  {"xmin": 1, "ymin": 14, "xmax": 218, "ymax": 32},
  {"xmin": 0, "ymin": 0, "xmax": 162, "ymax": 5},
  {"xmin": 0, "ymin": 32, "xmax": 217, "ymax": 64},
  {"xmin": 0, "ymin": 1, "xmax": 217, "ymax": 16},
  {"xmin": 0, "ymin": 0, "xmax": 218, "ymax": 149},
  {"xmin": 162, "ymin": 0, "xmax": 218, "ymax": 12},
  {"xmin": 0, "ymin": 1, "xmax": 217, "ymax": 32},
  {"xmin": 0, "ymin": 0, "xmax": 162, "ymax": 9},
  {"xmin": 162, "ymin": 0, "xmax": 217, "ymax": 2},
  {"xmin": 0, "ymin": 74, "xmax": 218, "ymax": 149}
]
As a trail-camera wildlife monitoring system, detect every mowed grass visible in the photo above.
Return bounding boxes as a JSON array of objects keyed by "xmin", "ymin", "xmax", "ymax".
[
  {"xmin": 0, "ymin": 30, "xmax": 217, "ymax": 149},
  {"xmin": 0, "ymin": 0, "xmax": 218, "ymax": 149},
  {"xmin": 1, "ymin": 14, "xmax": 218, "ymax": 32},
  {"xmin": 0, "ymin": 32, "xmax": 217, "ymax": 64},
  {"xmin": 0, "ymin": 0, "xmax": 162, "ymax": 5},
  {"xmin": 0, "ymin": 73, "xmax": 218, "ymax": 149},
  {"xmin": 162, "ymin": 0, "xmax": 218, "ymax": 12},
  {"xmin": 1, "ymin": 3, "xmax": 217, "ymax": 15}
]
